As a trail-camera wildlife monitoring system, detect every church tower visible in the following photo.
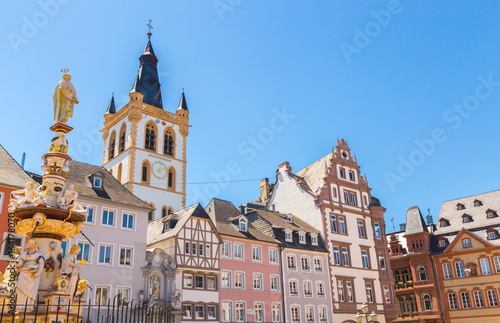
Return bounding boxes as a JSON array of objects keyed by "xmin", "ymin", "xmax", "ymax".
[{"xmin": 102, "ymin": 29, "xmax": 189, "ymax": 221}]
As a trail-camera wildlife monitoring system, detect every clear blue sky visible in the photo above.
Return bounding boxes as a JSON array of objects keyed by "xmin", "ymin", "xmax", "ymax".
[{"xmin": 1, "ymin": 1, "xmax": 500, "ymax": 232}]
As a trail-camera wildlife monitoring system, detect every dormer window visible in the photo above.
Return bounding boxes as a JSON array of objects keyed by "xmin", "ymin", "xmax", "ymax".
[
  {"xmin": 474, "ymin": 200, "xmax": 483, "ymax": 207},
  {"xmin": 462, "ymin": 214, "xmax": 473, "ymax": 223},
  {"xmin": 486, "ymin": 209, "xmax": 498, "ymax": 218},
  {"xmin": 311, "ymin": 234, "xmax": 318, "ymax": 246},
  {"xmin": 92, "ymin": 175, "xmax": 103, "ymax": 189},
  {"xmin": 298, "ymin": 232, "xmax": 306, "ymax": 244},
  {"xmin": 284, "ymin": 215, "xmax": 293, "ymax": 223},
  {"xmin": 162, "ymin": 220, "xmax": 177, "ymax": 233},
  {"xmin": 439, "ymin": 218, "xmax": 450, "ymax": 227},
  {"xmin": 439, "ymin": 239, "xmax": 447, "ymax": 247},
  {"xmin": 239, "ymin": 218, "xmax": 247, "ymax": 232},
  {"xmin": 457, "ymin": 203, "xmax": 465, "ymax": 210},
  {"xmin": 284, "ymin": 230, "xmax": 292, "ymax": 242}
]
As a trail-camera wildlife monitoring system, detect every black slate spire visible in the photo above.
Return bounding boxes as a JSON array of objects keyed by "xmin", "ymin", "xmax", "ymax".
[
  {"xmin": 130, "ymin": 31, "xmax": 163, "ymax": 109},
  {"xmin": 106, "ymin": 93, "xmax": 116, "ymax": 114},
  {"xmin": 177, "ymin": 89, "xmax": 188, "ymax": 111}
]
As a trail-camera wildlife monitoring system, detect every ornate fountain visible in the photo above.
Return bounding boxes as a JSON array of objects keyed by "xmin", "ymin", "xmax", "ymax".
[{"xmin": 0, "ymin": 70, "xmax": 88, "ymax": 322}]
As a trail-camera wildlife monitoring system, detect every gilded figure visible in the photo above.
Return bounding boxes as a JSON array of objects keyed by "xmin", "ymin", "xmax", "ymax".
[{"xmin": 53, "ymin": 72, "xmax": 79, "ymax": 124}]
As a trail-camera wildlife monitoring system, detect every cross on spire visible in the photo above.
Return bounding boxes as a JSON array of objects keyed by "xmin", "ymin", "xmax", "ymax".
[{"xmin": 147, "ymin": 19, "xmax": 153, "ymax": 39}]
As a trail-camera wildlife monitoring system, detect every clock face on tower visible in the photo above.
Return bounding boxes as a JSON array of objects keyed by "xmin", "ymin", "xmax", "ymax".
[{"xmin": 152, "ymin": 161, "xmax": 167, "ymax": 179}]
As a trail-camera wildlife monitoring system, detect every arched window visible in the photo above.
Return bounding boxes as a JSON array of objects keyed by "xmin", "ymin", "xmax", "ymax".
[
  {"xmin": 417, "ymin": 266, "xmax": 428, "ymax": 281},
  {"xmin": 145, "ymin": 122, "xmax": 157, "ymax": 151},
  {"xmin": 163, "ymin": 127, "xmax": 175, "ymax": 157},
  {"xmin": 108, "ymin": 131, "xmax": 116, "ymax": 159},
  {"xmin": 422, "ymin": 293, "xmax": 432, "ymax": 311},
  {"xmin": 161, "ymin": 206, "xmax": 167, "ymax": 218},
  {"xmin": 117, "ymin": 163, "xmax": 122, "ymax": 182},
  {"xmin": 168, "ymin": 167, "xmax": 176, "ymax": 190},
  {"xmin": 168, "ymin": 207, "xmax": 174, "ymax": 215},
  {"xmin": 142, "ymin": 161, "xmax": 150, "ymax": 184},
  {"xmin": 148, "ymin": 202, "xmax": 155, "ymax": 222},
  {"xmin": 119, "ymin": 123, "xmax": 126, "ymax": 152}
]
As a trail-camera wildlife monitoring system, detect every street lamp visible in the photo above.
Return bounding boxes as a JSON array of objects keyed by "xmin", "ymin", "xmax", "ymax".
[{"xmin": 355, "ymin": 303, "xmax": 378, "ymax": 323}]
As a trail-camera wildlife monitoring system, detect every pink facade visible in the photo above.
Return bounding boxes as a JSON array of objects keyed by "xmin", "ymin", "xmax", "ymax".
[{"xmin": 219, "ymin": 235, "xmax": 283, "ymax": 322}]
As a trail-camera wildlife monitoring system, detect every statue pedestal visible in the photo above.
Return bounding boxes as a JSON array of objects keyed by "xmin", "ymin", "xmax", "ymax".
[{"xmin": 44, "ymin": 293, "xmax": 71, "ymax": 312}]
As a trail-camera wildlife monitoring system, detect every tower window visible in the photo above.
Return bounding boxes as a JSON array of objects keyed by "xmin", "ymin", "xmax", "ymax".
[
  {"xmin": 164, "ymin": 128, "xmax": 175, "ymax": 157},
  {"xmin": 145, "ymin": 122, "xmax": 157, "ymax": 151},
  {"xmin": 108, "ymin": 131, "xmax": 116, "ymax": 159},
  {"xmin": 168, "ymin": 167, "xmax": 176, "ymax": 190},
  {"xmin": 117, "ymin": 163, "xmax": 122, "ymax": 182},
  {"xmin": 119, "ymin": 123, "xmax": 126, "ymax": 152},
  {"xmin": 142, "ymin": 161, "xmax": 150, "ymax": 184},
  {"xmin": 162, "ymin": 206, "xmax": 167, "ymax": 218}
]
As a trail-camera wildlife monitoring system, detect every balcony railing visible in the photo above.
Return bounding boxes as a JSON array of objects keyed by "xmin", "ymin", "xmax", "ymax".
[{"xmin": 394, "ymin": 282, "xmax": 414, "ymax": 290}]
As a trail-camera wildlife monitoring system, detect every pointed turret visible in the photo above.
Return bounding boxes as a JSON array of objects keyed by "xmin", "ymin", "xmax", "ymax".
[
  {"xmin": 130, "ymin": 32, "xmax": 163, "ymax": 109},
  {"xmin": 105, "ymin": 93, "xmax": 116, "ymax": 114},
  {"xmin": 177, "ymin": 89, "xmax": 188, "ymax": 111}
]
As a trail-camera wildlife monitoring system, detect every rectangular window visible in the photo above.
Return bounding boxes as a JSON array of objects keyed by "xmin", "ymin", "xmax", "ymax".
[
  {"xmin": 349, "ymin": 171, "xmax": 355, "ymax": 181},
  {"xmin": 299, "ymin": 234, "xmax": 306, "ymax": 244},
  {"xmin": 461, "ymin": 292, "xmax": 471, "ymax": 309},
  {"xmin": 314, "ymin": 258, "xmax": 322, "ymax": 272},
  {"xmin": 192, "ymin": 242, "xmax": 197, "ymax": 255},
  {"xmin": 474, "ymin": 291, "xmax": 485, "ymax": 308},
  {"xmin": 333, "ymin": 246, "xmax": 341, "ymax": 265},
  {"xmin": 330, "ymin": 215, "xmax": 337, "ymax": 232},
  {"xmin": 342, "ymin": 247, "xmax": 349, "ymax": 266},
  {"xmin": 122, "ymin": 213, "xmax": 134, "ymax": 229},
  {"xmin": 77, "ymin": 242, "xmax": 91, "ymax": 262},
  {"xmin": 185, "ymin": 241, "xmax": 190, "ymax": 255},
  {"xmin": 269, "ymin": 248, "xmax": 278, "ymax": 263},
  {"xmin": 383, "ymin": 285, "xmax": 391, "ymax": 303},
  {"xmin": 199, "ymin": 243, "xmax": 204, "ymax": 257},
  {"xmin": 350, "ymin": 192, "xmax": 357, "ymax": 206},
  {"xmin": 304, "ymin": 281, "xmax": 312, "ymax": 297},
  {"xmin": 221, "ymin": 242, "xmax": 230, "ymax": 257},
  {"xmin": 98, "ymin": 244, "xmax": 112, "ymax": 264},
  {"xmin": 366, "ymin": 283, "xmax": 374, "ymax": 303},
  {"xmin": 480, "ymin": 258, "xmax": 491, "ymax": 275},
  {"xmin": 222, "ymin": 302, "xmax": 231, "ymax": 322},
  {"xmin": 338, "ymin": 280, "xmax": 345, "ymax": 301},
  {"xmin": 252, "ymin": 246, "xmax": 262, "ymax": 261},
  {"xmin": 443, "ymin": 263, "xmax": 452, "ymax": 279},
  {"xmin": 344, "ymin": 191, "xmax": 349, "ymax": 204},
  {"xmin": 339, "ymin": 168, "xmax": 346, "ymax": 178},
  {"xmin": 235, "ymin": 272, "xmax": 244, "ymax": 288},
  {"xmin": 289, "ymin": 280, "xmax": 298, "ymax": 296},
  {"xmin": 85, "ymin": 206, "xmax": 95, "ymax": 223},
  {"xmin": 221, "ymin": 271, "xmax": 231, "ymax": 288},
  {"xmin": 494, "ymin": 257, "xmax": 500, "ymax": 273},
  {"xmin": 271, "ymin": 275, "xmax": 280, "ymax": 291},
  {"xmin": 374, "ymin": 223, "xmax": 381, "ymax": 239},
  {"xmin": 358, "ymin": 220, "xmax": 366, "ymax": 238},
  {"xmin": 117, "ymin": 287, "xmax": 130, "ymax": 306},
  {"xmin": 184, "ymin": 274, "xmax": 193, "ymax": 288},
  {"xmin": 234, "ymin": 243, "xmax": 243, "ymax": 259},
  {"xmin": 487, "ymin": 290, "xmax": 499, "ymax": 307},
  {"xmin": 207, "ymin": 276, "xmax": 216, "ymax": 290},
  {"xmin": 253, "ymin": 274, "xmax": 262, "ymax": 290},
  {"xmin": 195, "ymin": 276, "xmax": 204, "ymax": 289},
  {"xmin": 361, "ymin": 250, "xmax": 369, "ymax": 268},
  {"xmin": 379, "ymin": 253, "xmax": 386, "ymax": 269},
  {"xmin": 119, "ymin": 247, "xmax": 132, "ymax": 266},
  {"xmin": 347, "ymin": 281, "xmax": 354, "ymax": 302},
  {"xmin": 305, "ymin": 306, "xmax": 314, "ymax": 321},
  {"xmin": 463, "ymin": 238, "xmax": 471, "ymax": 247},
  {"xmin": 102, "ymin": 209, "xmax": 115, "ymax": 226},
  {"xmin": 319, "ymin": 306, "xmax": 327, "ymax": 321},
  {"xmin": 291, "ymin": 306, "xmax": 299, "ymax": 321},
  {"xmin": 95, "ymin": 286, "xmax": 109, "ymax": 305},
  {"xmin": 456, "ymin": 261, "xmax": 465, "ymax": 278},
  {"xmin": 448, "ymin": 294, "xmax": 458, "ymax": 310},
  {"xmin": 235, "ymin": 303, "xmax": 244, "ymax": 322},
  {"xmin": 183, "ymin": 304, "xmax": 193, "ymax": 319},
  {"xmin": 301, "ymin": 256, "xmax": 310, "ymax": 271},
  {"xmin": 255, "ymin": 303, "xmax": 263, "ymax": 322},
  {"xmin": 339, "ymin": 216, "xmax": 346, "ymax": 234},
  {"xmin": 272, "ymin": 303, "xmax": 281, "ymax": 322},
  {"xmin": 207, "ymin": 305, "xmax": 217, "ymax": 320},
  {"xmin": 285, "ymin": 231, "xmax": 292, "ymax": 241},
  {"xmin": 317, "ymin": 282, "xmax": 325, "ymax": 297},
  {"xmin": 195, "ymin": 305, "xmax": 205, "ymax": 319},
  {"xmin": 287, "ymin": 255, "xmax": 296, "ymax": 270},
  {"xmin": 311, "ymin": 235, "xmax": 318, "ymax": 245}
]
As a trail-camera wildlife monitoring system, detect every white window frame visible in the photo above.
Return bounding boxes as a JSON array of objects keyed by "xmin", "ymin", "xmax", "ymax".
[
  {"xmin": 93, "ymin": 177, "xmax": 103, "ymax": 188},
  {"xmin": 301, "ymin": 256, "xmax": 310, "ymax": 271},
  {"xmin": 0, "ymin": 232, "xmax": 25, "ymax": 261},
  {"xmin": 234, "ymin": 243, "xmax": 243, "ymax": 259},
  {"xmin": 253, "ymin": 273, "xmax": 263, "ymax": 290},
  {"xmin": 234, "ymin": 271, "xmax": 244, "ymax": 289},
  {"xmin": 480, "ymin": 258, "xmax": 491, "ymax": 275},
  {"xmin": 443, "ymin": 263, "xmax": 452, "ymax": 279},
  {"xmin": 271, "ymin": 303, "xmax": 281, "ymax": 322},
  {"xmin": 287, "ymin": 254, "xmax": 296, "ymax": 270},
  {"xmin": 121, "ymin": 211, "xmax": 136, "ymax": 230},
  {"xmin": 252, "ymin": 245, "xmax": 262, "ymax": 262},
  {"xmin": 298, "ymin": 233, "xmax": 306, "ymax": 244},
  {"xmin": 221, "ymin": 242, "xmax": 231, "ymax": 258},
  {"xmin": 97, "ymin": 243, "xmax": 114, "ymax": 266},
  {"xmin": 235, "ymin": 302, "xmax": 245, "ymax": 322},
  {"xmin": 221, "ymin": 271, "xmax": 231, "ymax": 288},
  {"xmin": 311, "ymin": 234, "xmax": 318, "ymax": 246},
  {"xmin": 317, "ymin": 281, "xmax": 325, "ymax": 298},
  {"xmin": 76, "ymin": 240, "xmax": 92, "ymax": 264},
  {"xmin": 289, "ymin": 280, "xmax": 298, "ymax": 296},
  {"xmin": 184, "ymin": 273, "xmax": 193, "ymax": 288},
  {"xmin": 448, "ymin": 293, "xmax": 458, "ymax": 310},
  {"xmin": 118, "ymin": 245, "xmax": 133, "ymax": 267},
  {"xmin": 270, "ymin": 275, "xmax": 280, "ymax": 291},
  {"xmin": 254, "ymin": 302, "xmax": 264, "ymax": 322},
  {"xmin": 94, "ymin": 285, "xmax": 111, "ymax": 305},
  {"xmin": 221, "ymin": 301, "xmax": 232, "ymax": 322},
  {"xmin": 303, "ymin": 280, "xmax": 312, "ymax": 297},
  {"xmin": 101, "ymin": 208, "xmax": 117, "ymax": 227},
  {"xmin": 269, "ymin": 247, "xmax": 278, "ymax": 263},
  {"xmin": 314, "ymin": 257, "xmax": 323, "ymax": 272},
  {"xmin": 207, "ymin": 305, "xmax": 217, "ymax": 320},
  {"xmin": 83, "ymin": 204, "xmax": 97, "ymax": 224},
  {"xmin": 116, "ymin": 286, "xmax": 131, "ymax": 305}
]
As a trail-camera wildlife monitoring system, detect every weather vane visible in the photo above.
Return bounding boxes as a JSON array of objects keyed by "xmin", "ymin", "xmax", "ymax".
[{"xmin": 147, "ymin": 19, "xmax": 153, "ymax": 39}]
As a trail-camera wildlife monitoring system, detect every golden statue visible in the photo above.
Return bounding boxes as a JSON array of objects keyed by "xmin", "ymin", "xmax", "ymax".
[{"xmin": 53, "ymin": 69, "xmax": 79, "ymax": 124}]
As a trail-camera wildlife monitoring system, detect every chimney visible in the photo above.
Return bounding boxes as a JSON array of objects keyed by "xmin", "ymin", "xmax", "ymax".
[{"xmin": 259, "ymin": 178, "xmax": 270, "ymax": 202}]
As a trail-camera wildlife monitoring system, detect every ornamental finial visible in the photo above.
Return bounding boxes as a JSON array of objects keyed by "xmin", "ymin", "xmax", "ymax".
[{"xmin": 147, "ymin": 19, "xmax": 153, "ymax": 39}]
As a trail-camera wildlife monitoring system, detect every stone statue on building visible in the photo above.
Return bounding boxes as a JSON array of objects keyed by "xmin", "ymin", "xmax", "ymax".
[{"xmin": 53, "ymin": 70, "xmax": 79, "ymax": 124}]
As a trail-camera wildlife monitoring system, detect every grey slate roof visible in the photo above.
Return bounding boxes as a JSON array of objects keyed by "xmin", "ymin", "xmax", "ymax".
[
  {"xmin": 105, "ymin": 94, "xmax": 116, "ymax": 114},
  {"xmin": 246, "ymin": 209, "xmax": 327, "ymax": 253},
  {"xmin": 0, "ymin": 145, "xmax": 37, "ymax": 188},
  {"xmin": 295, "ymin": 152, "xmax": 332, "ymax": 193},
  {"xmin": 147, "ymin": 203, "xmax": 215, "ymax": 246},
  {"xmin": 177, "ymin": 92, "xmax": 188, "ymax": 111},
  {"xmin": 30, "ymin": 161, "xmax": 151, "ymax": 210},
  {"xmin": 405, "ymin": 206, "xmax": 428, "ymax": 235},
  {"xmin": 433, "ymin": 189, "xmax": 500, "ymax": 235},
  {"xmin": 205, "ymin": 198, "xmax": 277, "ymax": 243}
]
